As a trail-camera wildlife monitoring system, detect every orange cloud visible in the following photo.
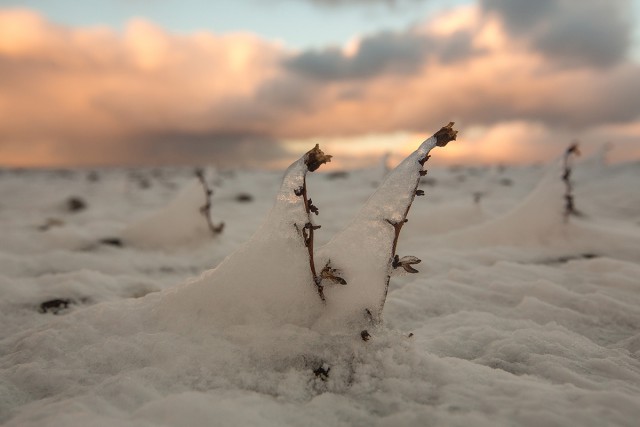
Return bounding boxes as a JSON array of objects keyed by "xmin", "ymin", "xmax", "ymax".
[
  {"xmin": 0, "ymin": 9, "xmax": 283, "ymax": 147},
  {"xmin": 0, "ymin": 5, "xmax": 638, "ymax": 168}
]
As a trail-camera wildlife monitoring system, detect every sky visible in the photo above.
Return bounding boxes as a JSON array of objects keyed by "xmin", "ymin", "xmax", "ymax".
[{"xmin": 0, "ymin": 0, "xmax": 639, "ymax": 169}]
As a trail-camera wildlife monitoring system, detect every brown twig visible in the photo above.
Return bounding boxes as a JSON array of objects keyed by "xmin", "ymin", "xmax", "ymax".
[
  {"xmin": 295, "ymin": 145, "xmax": 334, "ymax": 302},
  {"xmin": 195, "ymin": 168, "xmax": 224, "ymax": 235},
  {"xmin": 562, "ymin": 142, "xmax": 581, "ymax": 222}
]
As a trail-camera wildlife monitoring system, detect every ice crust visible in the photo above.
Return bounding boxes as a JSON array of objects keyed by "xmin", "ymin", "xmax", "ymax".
[{"xmin": 1, "ymin": 150, "xmax": 640, "ymax": 426}]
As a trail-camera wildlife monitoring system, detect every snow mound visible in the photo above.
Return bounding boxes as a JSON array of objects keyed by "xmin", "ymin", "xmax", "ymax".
[
  {"xmin": 122, "ymin": 169, "xmax": 222, "ymax": 249},
  {"xmin": 438, "ymin": 156, "xmax": 570, "ymax": 247},
  {"xmin": 154, "ymin": 153, "xmax": 324, "ymax": 329}
]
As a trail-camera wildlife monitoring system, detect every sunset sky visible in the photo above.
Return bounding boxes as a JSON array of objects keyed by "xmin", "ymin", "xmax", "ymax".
[{"xmin": 0, "ymin": 0, "xmax": 639, "ymax": 169}]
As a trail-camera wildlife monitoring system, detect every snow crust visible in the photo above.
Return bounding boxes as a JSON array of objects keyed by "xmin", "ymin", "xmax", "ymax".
[{"xmin": 1, "ymin": 151, "xmax": 640, "ymax": 426}]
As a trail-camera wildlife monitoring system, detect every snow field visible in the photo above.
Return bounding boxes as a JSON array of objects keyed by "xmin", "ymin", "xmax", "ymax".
[{"xmin": 1, "ymin": 147, "xmax": 639, "ymax": 426}]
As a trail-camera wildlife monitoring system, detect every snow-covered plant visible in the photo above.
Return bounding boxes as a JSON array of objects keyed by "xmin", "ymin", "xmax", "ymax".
[
  {"xmin": 122, "ymin": 168, "xmax": 223, "ymax": 248},
  {"xmin": 158, "ymin": 123, "xmax": 458, "ymax": 336},
  {"xmin": 314, "ymin": 123, "xmax": 457, "ymax": 333}
]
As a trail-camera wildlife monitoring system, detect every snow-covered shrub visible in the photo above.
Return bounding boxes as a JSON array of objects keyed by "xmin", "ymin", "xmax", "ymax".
[
  {"xmin": 122, "ymin": 168, "xmax": 223, "ymax": 249},
  {"xmin": 156, "ymin": 123, "xmax": 458, "ymax": 335}
]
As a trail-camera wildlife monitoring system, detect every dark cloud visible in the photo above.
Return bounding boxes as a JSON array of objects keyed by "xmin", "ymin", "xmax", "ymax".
[
  {"xmin": 480, "ymin": 0, "xmax": 633, "ymax": 67},
  {"xmin": 128, "ymin": 132, "xmax": 289, "ymax": 167},
  {"xmin": 253, "ymin": 76, "xmax": 320, "ymax": 112},
  {"xmin": 284, "ymin": 29, "xmax": 479, "ymax": 80},
  {"xmin": 0, "ymin": 131, "xmax": 289, "ymax": 168}
]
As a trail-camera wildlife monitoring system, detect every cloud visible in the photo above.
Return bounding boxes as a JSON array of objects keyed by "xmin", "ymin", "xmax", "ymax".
[
  {"xmin": 479, "ymin": 0, "xmax": 633, "ymax": 67},
  {"xmin": 0, "ymin": 131, "xmax": 287, "ymax": 168},
  {"xmin": 258, "ymin": 5, "xmax": 640, "ymax": 139},
  {"xmin": 284, "ymin": 29, "xmax": 479, "ymax": 80},
  {"xmin": 0, "ymin": 5, "xmax": 639, "ymax": 168},
  {"xmin": 0, "ymin": 9, "xmax": 286, "ymax": 166},
  {"xmin": 124, "ymin": 131, "xmax": 289, "ymax": 167}
]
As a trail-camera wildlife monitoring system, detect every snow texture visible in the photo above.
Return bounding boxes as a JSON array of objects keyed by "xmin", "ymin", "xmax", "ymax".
[{"xmin": 1, "ymin": 144, "xmax": 640, "ymax": 426}]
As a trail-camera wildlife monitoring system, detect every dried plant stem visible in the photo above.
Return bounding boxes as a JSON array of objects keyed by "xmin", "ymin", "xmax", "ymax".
[
  {"xmin": 295, "ymin": 145, "xmax": 333, "ymax": 302},
  {"xmin": 562, "ymin": 142, "xmax": 581, "ymax": 222},
  {"xmin": 195, "ymin": 169, "xmax": 224, "ymax": 235},
  {"xmin": 296, "ymin": 179, "xmax": 324, "ymax": 301}
]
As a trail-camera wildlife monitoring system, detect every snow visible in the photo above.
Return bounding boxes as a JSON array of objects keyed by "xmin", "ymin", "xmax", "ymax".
[
  {"xmin": 1, "ymin": 145, "xmax": 640, "ymax": 426},
  {"xmin": 155, "ymin": 153, "xmax": 324, "ymax": 329},
  {"xmin": 316, "ymin": 134, "xmax": 444, "ymax": 329},
  {"xmin": 121, "ymin": 167, "xmax": 224, "ymax": 249}
]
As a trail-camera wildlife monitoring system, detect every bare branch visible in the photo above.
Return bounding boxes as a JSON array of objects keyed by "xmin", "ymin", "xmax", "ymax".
[
  {"xmin": 562, "ymin": 141, "xmax": 582, "ymax": 222},
  {"xmin": 296, "ymin": 145, "xmax": 332, "ymax": 301},
  {"xmin": 195, "ymin": 168, "xmax": 224, "ymax": 235}
]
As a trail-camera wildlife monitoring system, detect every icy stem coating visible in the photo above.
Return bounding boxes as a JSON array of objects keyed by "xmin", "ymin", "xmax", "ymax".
[{"xmin": 315, "ymin": 131, "xmax": 449, "ymax": 331}]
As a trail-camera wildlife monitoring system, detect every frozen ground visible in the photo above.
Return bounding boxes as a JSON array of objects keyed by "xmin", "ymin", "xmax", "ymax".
[{"xmin": 1, "ymin": 145, "xmax": 639, "ymax": 426}]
